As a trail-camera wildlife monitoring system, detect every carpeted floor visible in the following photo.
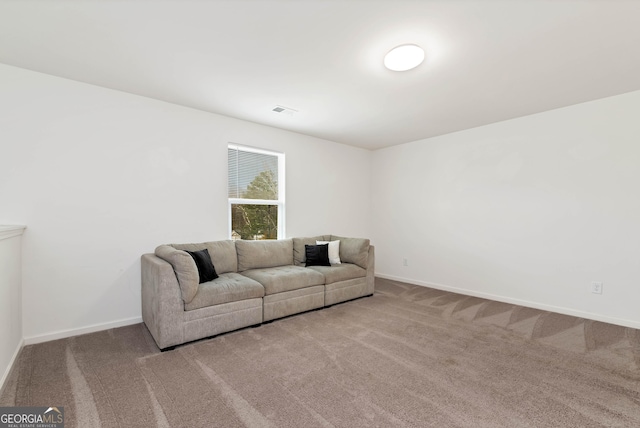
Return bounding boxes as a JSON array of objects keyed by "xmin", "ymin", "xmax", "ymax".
[{"xmin": 2, "ymin": 277, "xmax": 640, "ymax": 427}]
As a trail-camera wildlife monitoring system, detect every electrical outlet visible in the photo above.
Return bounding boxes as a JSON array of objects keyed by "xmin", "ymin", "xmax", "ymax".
[
  {"xmin": 403, "ymin": 258, "xmax": 408, "ymax": 267},
  {"xmin": 591, "ymin": 281, "xmax": 603, "ymax": 294}
]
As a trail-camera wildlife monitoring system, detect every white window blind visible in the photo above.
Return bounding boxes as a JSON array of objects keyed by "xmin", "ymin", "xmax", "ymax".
[{"xmin": 227, "ymin": 146, "xmax": 279, "ymax": 200}]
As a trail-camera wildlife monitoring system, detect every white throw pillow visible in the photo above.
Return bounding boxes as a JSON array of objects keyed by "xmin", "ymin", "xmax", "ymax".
[{"xmin": 316, "ymin": 240, "xmax": 341, "ymax": 265}]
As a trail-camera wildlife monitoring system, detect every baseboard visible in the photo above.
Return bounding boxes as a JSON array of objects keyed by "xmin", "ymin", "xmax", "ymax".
[
  {"xmin": 376, "ymin": 273, "xmax": 640, "ymax": 330},
  {"xmin": 0, "ymin": 338, "xmax": 24, "ymax": 395},
  {"xmin": 23, "ymin": 316, "xmax": 143, "ymax": 345}
]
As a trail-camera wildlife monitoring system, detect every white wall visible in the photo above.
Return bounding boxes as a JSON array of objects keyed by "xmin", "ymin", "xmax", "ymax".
[
  {"xmin": 6, "ymin": 58, "xmax": 637, "ymax": 343},
  {"xmin": 372, "ymin": 90, "xmax": 640, "ymax": 328},
  {"xmin": 0, "ymin": 64, "xmax": 371, "ymax": 342},
  {"xmin": 0, "ymin": 226, "xmax": 25, "ymax": 391}
]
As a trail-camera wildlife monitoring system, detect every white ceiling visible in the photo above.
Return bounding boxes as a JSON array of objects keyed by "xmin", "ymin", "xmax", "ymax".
[{"xmin": 2, "ymin": 1, "xmax": 640, "ymax": 150}]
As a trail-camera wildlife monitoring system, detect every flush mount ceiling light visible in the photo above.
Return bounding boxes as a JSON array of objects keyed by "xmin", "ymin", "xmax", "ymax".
[{"xmin": 384, "ymin": 44, "xmax": 425, "ymax": 71}]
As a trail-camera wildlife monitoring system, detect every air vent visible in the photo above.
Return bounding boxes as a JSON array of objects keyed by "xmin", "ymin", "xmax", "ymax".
[{"xmin": 272, "ymin": 105, "xmax": 298, "ymax": 116}]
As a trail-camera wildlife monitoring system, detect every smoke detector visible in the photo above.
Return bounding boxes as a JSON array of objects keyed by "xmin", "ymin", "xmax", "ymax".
[{"xmin": 272, "ymin": 105, "xmax": 298, "ymax": 116}]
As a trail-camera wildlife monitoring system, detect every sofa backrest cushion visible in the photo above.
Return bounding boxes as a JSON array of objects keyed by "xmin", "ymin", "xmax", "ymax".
[
  {"xmin": 292, "ymin": 235, "xmax": 331, "ymax": 266},
  {"xmin": 236, "ymin": 239, "xmax": 294, "ymax": 272},
  {"xmin": 330, "ymin": 236, "xmax": 370, "ymax": 269},
  {"xmin": 154, "ymin": 245, "xmax": 199, "ymax": 304},
  {"xmin": 172, "ymin": 240, "xmax": 237, "ymax": 274}
]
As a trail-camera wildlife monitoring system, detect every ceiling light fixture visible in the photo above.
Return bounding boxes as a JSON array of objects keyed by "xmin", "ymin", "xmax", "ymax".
[{"xmin": 384, "ymin": 44, "xmax": 425, "ymax": 71}]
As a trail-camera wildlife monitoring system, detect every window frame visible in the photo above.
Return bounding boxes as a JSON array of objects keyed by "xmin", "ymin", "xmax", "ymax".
[{"xmin": 228, "ymin": 143, "xmax": 285, "ymax": 240}]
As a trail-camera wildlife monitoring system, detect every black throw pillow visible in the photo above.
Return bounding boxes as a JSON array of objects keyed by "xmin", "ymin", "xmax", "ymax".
[
  {"xmin": 186, "ymin": 248, "xmax": 219, "ymax": 283},
  {"xmin": 305, "ymin": 244, "xmax": 331, "ymax": 267}
]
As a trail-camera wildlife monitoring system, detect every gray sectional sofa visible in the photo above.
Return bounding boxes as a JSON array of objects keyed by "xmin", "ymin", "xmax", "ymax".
[{"xmin": 141, "ymin": 235, "xmax": 374, "ymax": 350}]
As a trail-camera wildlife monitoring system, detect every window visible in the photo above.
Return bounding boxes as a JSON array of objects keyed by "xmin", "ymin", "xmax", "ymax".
[{"xmin": 228, "ymin": 144, "xmax": 285, "ymax": 240}]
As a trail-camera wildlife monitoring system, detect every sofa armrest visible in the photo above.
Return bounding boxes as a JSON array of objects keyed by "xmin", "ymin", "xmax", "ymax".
[{"xmin": 141, "ymin": 253, "xmax": 185, "ymax": 349}]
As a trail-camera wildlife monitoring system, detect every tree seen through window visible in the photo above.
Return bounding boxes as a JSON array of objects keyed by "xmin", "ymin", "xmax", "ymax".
[{"xmin": 231, "ymin": 170, "xmax": 279, "ymax": 240}]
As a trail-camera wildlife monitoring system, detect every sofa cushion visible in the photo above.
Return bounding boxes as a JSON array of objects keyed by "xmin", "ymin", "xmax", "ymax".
[
  {"xmin": 330, "ymin": 236, "xmax": 370, "ymax": 269},
  {"xmin": 186, "ymin": 248, "xmax": 219, "ymax": 283},
  {"xmin": 241, "ymin": 265, "xmax": 325, "ymax": 295},
  {"xmin": 236, "ymin": 239, "xmax": 293, "ymax": 271},
  {"xmin": 172, "ymin": 240, "xmax": 237, "ymax": 274},
  {"xmin": 154, "ymin": 245, "xmax": 199, "ymax": 304},
  {"xmin": 307, "ymin": 263, "xmax": 367, "ymax": 285},
  {"xmin": 293, "ymin": 235, "xmax": 331, "ymax": 266},
  {"xmin": 305, "ymin": 244, "xmax": 331, "ymax": 267},
  {"xmin": 184, "ymin": 272, "xmax": 265, "ymax": 311},
  {"xmin": 316, "ymin": 239, "xmax": 341, "ymax": 264}
]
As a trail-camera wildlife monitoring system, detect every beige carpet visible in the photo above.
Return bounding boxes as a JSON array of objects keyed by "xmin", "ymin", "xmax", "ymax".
[{"xmin": 2, "ymin": 277, "xmax": 640, "ymax": 427}]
